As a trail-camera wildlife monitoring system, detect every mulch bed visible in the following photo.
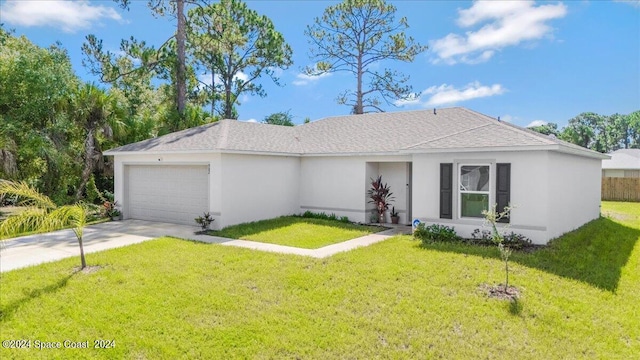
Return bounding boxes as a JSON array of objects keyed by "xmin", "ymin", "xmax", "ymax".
[{"xmin": 479, "ymin": 283, "xmax": 520, "ymax": 301}]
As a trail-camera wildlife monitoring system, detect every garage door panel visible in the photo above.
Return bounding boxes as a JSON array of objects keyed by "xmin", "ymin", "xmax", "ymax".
[{"xmin": 127, "ymin": 165, "xmax": 209, "ymax": 225}]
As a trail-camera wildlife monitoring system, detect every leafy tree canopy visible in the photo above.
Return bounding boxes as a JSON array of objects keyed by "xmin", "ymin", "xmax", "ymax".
[
  {"xmin": 263, "ymin": 111, "xmax": 294, "ymax": 126},
  {"xmin": 305, "ymin": 0, "xmax": 427, "ymax": 114},
  {"xmin": 187, "ymin": 0, "xmax": 293, "ymax": 119}
]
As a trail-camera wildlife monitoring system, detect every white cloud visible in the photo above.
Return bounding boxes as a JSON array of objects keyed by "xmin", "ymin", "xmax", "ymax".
[
  {"xmin": 292, "ymin": 70, "xmax": 331, "ymax": 86},
  {"xmin": 396, "ymin": 81, "xmax": 505, "ymax": 107},
  {"xmin": 0, "ymin": 0, "xmax": 122, "ymax": 33},
  {"xmin": 197, "ymin": 71, "xmax": 249, "ymax": 88},
  {"xmin": 244, "ymin": 119, "xmax": 258, "ymax": 123},
  {"xmin": 431, "ymin": 0, "xmax": 567, "ymax": 64},
  {"xmin": 526, "ymin": 120, "xmax": 548, "ymax": 127},
  {"xmin": 235, "ymin": 71, "xmax": 249, "ymax": 83}
]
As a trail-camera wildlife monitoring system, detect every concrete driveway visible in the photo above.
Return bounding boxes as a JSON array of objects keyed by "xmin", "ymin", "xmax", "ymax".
[
  {"xmin": 1, "ymin": 220, "xmax": 409, "ymax": 273},
  {"xmin": 0, "ymin": 220, "xmax": 227, "ymax": 273}
]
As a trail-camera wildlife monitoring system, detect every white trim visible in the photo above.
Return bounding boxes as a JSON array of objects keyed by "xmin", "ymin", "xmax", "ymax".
[
  {"xmin": 106, "ymin": 145, "xmax": 607, "ymax": 160},
  {"xmin": 105, "ymin": 149, "xmax": 301, "ymax": 157},
  {"xmin": 457, "ymin": 163, "xmax": 492, "ymax": 220},
  {"xmin": 401, "ymin": 145, "xmax": 607, "ymax": 160}
]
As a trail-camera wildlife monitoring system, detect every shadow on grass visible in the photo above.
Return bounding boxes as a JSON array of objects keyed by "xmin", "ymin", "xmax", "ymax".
[
  {"xmin": 207, "ymin": 216, "xmax": 384, "ymax": 239},
  {"xmin": 509, "ymin": 299, "xmax": 523, "ymax": 316},
  {"xmin": 0, "ymin": 272, "xmax": 75, "ymax": 322},
  {"xmin": 419, "ymin": 217, "xmax": 639, "ymax": 292}
]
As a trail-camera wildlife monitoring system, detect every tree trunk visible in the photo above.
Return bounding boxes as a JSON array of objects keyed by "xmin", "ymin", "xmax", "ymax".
[
  {"xmin": 210, "ymin": 67, "xmax": 216, "ymax": 116},
  {"xmin": 504, "ymin": 258, "xmax": 509, "ymax": 293},
  {"xmin": 75, "ymin": 128, "xmax": 96, "ymax": 201},
  {"xmin": 176, "ymin": 0, "xmax": 187, "ymax": 120},
  {"xmin": 78, "ymin": 236, "xmax": 87, "ymax": 269},
  {"xmin": 356, "ymin": 53, "xmax": 363, "ymax": 115}
]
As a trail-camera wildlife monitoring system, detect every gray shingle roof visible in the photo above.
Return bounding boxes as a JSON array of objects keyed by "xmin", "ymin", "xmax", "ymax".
[
  {"xmin": 105, "ymin": 120, "xmax": 301, "ymax": 154},
  {"xmin": 602, "ymin": 149, "xmax": 640, "ymax": 169},
  {"xmin": 104, "ymin": 107, "xmax": 605, "ymax": 159}
]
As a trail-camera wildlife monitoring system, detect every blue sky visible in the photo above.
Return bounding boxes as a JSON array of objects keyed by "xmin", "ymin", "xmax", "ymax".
[{"xmin": 1, "ymin": 0, "xmax": 638, "ymax": 127}]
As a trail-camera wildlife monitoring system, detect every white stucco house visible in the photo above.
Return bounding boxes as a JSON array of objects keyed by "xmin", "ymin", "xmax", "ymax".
[
  {"xmin": 104, "ymin": 107, "xmax": 606, "ymax": 245},
  {"xmin": 601, "ymin": 149, "xmax": 640, "ymax": 178}
]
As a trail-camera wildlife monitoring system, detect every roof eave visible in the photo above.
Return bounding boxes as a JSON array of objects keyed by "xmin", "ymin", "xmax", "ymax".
[
  {"xmin": 400, "ymin": 145, "xmax": 557, "ymax": 154},
  {"xmin": 104, "ymin": 149, "xmax": 302, "ymax": 157},
  {"xmin": 401, "ymin": 144, "xmax": 608, "ymax": 159}
]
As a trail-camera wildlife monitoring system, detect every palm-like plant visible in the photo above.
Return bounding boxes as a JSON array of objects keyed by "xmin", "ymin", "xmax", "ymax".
[
  {"xmin": 367, "ymin": 176, "xmax": 394, "ymax": 223},
  {"xmin": 0, "ymin": 180, "xmax": 90, "ymax": 269}
]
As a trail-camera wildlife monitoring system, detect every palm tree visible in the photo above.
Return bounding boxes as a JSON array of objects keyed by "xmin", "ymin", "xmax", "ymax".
[
  {"xmin": 71, "ymin": 84, "xmax": 121, "ymax": 201},
  {"xmin": 0, "ymin": 180, "xmax": 90, "ymax": 269}
]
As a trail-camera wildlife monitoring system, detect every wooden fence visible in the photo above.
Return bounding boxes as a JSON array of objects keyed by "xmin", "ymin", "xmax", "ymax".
[{"xmin": 601, "ymin": 177, "xmax": 640, "ymax": 202}]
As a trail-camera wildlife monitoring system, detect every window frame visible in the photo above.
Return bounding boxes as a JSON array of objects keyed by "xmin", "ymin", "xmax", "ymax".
[{"xmin": 457, "ymin": 163, "xmax": 492, "ymax": 220}]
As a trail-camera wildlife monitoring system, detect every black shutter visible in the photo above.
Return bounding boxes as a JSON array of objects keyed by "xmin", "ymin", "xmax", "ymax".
[
  {"xmin": 496, "ymin": 163, "xmax": 511, "ymax": 223},
  {"xmin": 440, "ymin": 163, "xmax": 453, "ymax": 219}
]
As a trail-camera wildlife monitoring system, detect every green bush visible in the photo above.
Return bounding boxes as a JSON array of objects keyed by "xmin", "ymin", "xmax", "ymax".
[
  {"xmin": 299, "ymin": 211, "xmax": 350, "ymax": 223},
  {"xmin": 471, "ymin": 228, "xmax": 532, "ymax": 250},
  {"xmin": 85, "ymin": 174, "xmax": 101, "ymax": 204},
  {"xmin": 413, "ymin": 223, "xmax": 460, "ymax": 244}
]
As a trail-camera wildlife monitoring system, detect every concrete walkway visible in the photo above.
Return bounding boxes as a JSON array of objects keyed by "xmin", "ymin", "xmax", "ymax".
[
  {"xmin": 214, "ymin": 226, "xmax": 409, "ymax": 258},
  {"xmin": 0, "ymin": 220, "xmax": 410, "ymax": 272}
]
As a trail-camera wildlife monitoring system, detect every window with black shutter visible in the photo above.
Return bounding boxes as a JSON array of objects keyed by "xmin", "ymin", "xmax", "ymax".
[
  {"xmin": 440, "ymin": 163, "xmax": 453, "ymax": 219},
  {"xmin": 495, "ymin": 163, "xmax": 511, "ymax": 223}
]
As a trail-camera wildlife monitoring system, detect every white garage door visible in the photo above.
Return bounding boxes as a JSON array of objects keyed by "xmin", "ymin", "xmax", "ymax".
[{"xmin": 126, "ymin": 165, "xmax": 209, "ymax": 225}]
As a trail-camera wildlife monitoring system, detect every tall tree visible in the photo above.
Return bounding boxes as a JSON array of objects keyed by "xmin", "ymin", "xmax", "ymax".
[
  {"xmin": 263, "ymin": 111, "xmax": 294, "ymax": 126},
  {"xmin": 528, "ymin": 122, "xmax": 559, "ymax": 136},
  {"xmin": 187, "ymin": 0, "xmax": 293, "ymax": 119},
  {"xmin": 0, "ymin": 28, "xmax": 80, "ymax": 203},
  {"xmin": 559, "ymin": 112, "xmax": 602, "ymax": 149},
  {"xmin": 84, "ymin": 0, "xmax": 189, "ymax": 122},
  {"xmin": 305, "ymin": 0, "xmax": 427, "ymax": 114},
  {"xmin": 70, "ymin": 84, "xmax": 120, "ymax": 200}
]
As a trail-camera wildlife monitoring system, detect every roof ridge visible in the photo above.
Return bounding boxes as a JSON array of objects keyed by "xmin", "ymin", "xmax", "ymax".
[
  {"xmin": 489, "ymin": 119, "xmax": 556, "ymax": 145},
  {"xmin": 311, "ymin": 106, "xmax": 462, "ymax": 123},
  {"xmin": 217, "ymin": 120, "xmax": 230, "ymax": 150},
  {"xmin": 404, "ymin": 122, "xmax": 494, "ymax": 149}
]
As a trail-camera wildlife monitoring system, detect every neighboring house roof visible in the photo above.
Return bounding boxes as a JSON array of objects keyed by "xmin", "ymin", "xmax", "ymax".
[
  {"xmin": 602, "ymin": 149, "xmax": 640, "ymax": 169},
  {"xmin": 104, "ymin": 107, "xmax": 607, "ymax": 159}
]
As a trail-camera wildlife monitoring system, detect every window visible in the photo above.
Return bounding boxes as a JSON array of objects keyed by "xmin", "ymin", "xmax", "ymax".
[{"xmin": 459, "ymin": 165, "xmax": 490, "ymax": 218}]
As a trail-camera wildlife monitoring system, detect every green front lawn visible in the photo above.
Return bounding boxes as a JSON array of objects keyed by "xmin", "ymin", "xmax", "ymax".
[
  {"xmin": 208, "ymin": 216, "xmax": 385, "ymax": 249},
  {"xmin": 1, "ymin": 203, "xmax": 638, "ymax": 359}
]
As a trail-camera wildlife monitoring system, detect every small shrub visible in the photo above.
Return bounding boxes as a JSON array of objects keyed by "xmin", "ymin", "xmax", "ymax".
[
  {"xmin": 299, "ymin": 211, "xmax": 350, "ymax": 223},
  {"xmin": 86, "ymin": 175, "xmax": 101, "ymax": 204},
  {"xmin": 195, "ymin": 212, "xmax": 214, "ymax": 230},
  {"xmin": 503, "ymin": 232, "xmax": 533, "ymax": 250},
  {"xmin": 470, "ymin": 228, "xmax": 532, "ymax": 249},
  {"xmin": 413, "ymin": 223, "xmax": 460, "ymax": 244},
  {"xmin": 103, "ymin": 201, "xmax": 121, "ymax": 219}
]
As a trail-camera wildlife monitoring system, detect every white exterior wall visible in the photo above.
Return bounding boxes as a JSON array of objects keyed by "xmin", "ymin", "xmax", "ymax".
[
  {"xmin": 113, "ymin": 152, "xmax": 222, "ymax": 226},
  {"xmin": 412, "ymin": 151, "xmax": 551, "ymax": 244},
  {"xmin": 219, "ymin": 153, "xmax": 300, "ymax": 228},
  {"xmin": 300, "ymin": 156, "xmax": 369, "ymax": 222},
  {"xmin": 602, "ymin": 169, "xmax": 624, "ymax": 178},
  {"xmin": 299, "ymin": 155, "xmax": 411, "ymax": 223},
  {"xmin": 547, "ymin": 152, "xmax": 601, "ymax": 240},
  {"xmin": 113, "ymin": 149, "xmax": 600, "ymax": 243}
]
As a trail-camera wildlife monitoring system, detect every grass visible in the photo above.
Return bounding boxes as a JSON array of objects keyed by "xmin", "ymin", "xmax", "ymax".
[
  {"xmin": 207, "ymin": 216, "xmax": 386, "ymax": 249},
  {"xmin": 0, "ymin": 202, "xmax": 638, "ymax": 359}
]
